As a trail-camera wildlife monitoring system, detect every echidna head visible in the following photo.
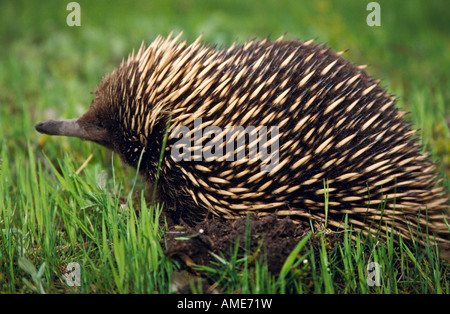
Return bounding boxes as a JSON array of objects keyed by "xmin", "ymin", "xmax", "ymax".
[{"xmin": 35, "ymin": 62, "xmax": 151, "ymax": 170}]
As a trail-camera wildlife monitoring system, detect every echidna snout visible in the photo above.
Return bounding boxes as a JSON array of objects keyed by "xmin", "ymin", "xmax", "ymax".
[
  {"xmin": 36, "ymin": 108, "xmax": 114, "ymax": 149},
  {"xmin": 35, "ymin": 33, "xmax": 449, "ymax": 243}
]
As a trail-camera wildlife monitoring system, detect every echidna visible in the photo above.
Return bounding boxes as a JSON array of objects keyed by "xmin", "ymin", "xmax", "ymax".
[{"xmin": 35, "ymin": 33, "xmax": 449, "ymax": 243}]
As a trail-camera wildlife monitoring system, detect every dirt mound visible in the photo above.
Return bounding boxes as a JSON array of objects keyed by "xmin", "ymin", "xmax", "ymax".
[{"xmin": 164, "ymin": 214, "xmax": 311, "ymax": 274}]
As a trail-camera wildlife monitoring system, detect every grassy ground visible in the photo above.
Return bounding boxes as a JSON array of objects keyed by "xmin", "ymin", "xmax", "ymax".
[{"xmin": 0, "ymin": 0, "xmax": 449, "ymax": 293}]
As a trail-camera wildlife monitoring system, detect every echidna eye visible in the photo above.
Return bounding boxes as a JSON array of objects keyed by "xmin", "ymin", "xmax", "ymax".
[{"xmin": 96, "ymin": 117, "xmax": 104, "ymax": 129}]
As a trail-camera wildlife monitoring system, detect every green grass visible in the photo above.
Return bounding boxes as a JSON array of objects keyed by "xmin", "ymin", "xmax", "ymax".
[{"xmin": 1, "ymin": 0, "xmax": 449, "ymax": 294}]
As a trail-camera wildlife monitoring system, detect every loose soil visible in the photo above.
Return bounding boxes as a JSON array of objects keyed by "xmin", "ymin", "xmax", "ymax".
[
  {"xmin": 163, "ymin": 214, "xmax": 312, "ymax": 274},
  {"xmin": 161, "ymin": 208, "xmax": 450, "ymax": 293}
]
